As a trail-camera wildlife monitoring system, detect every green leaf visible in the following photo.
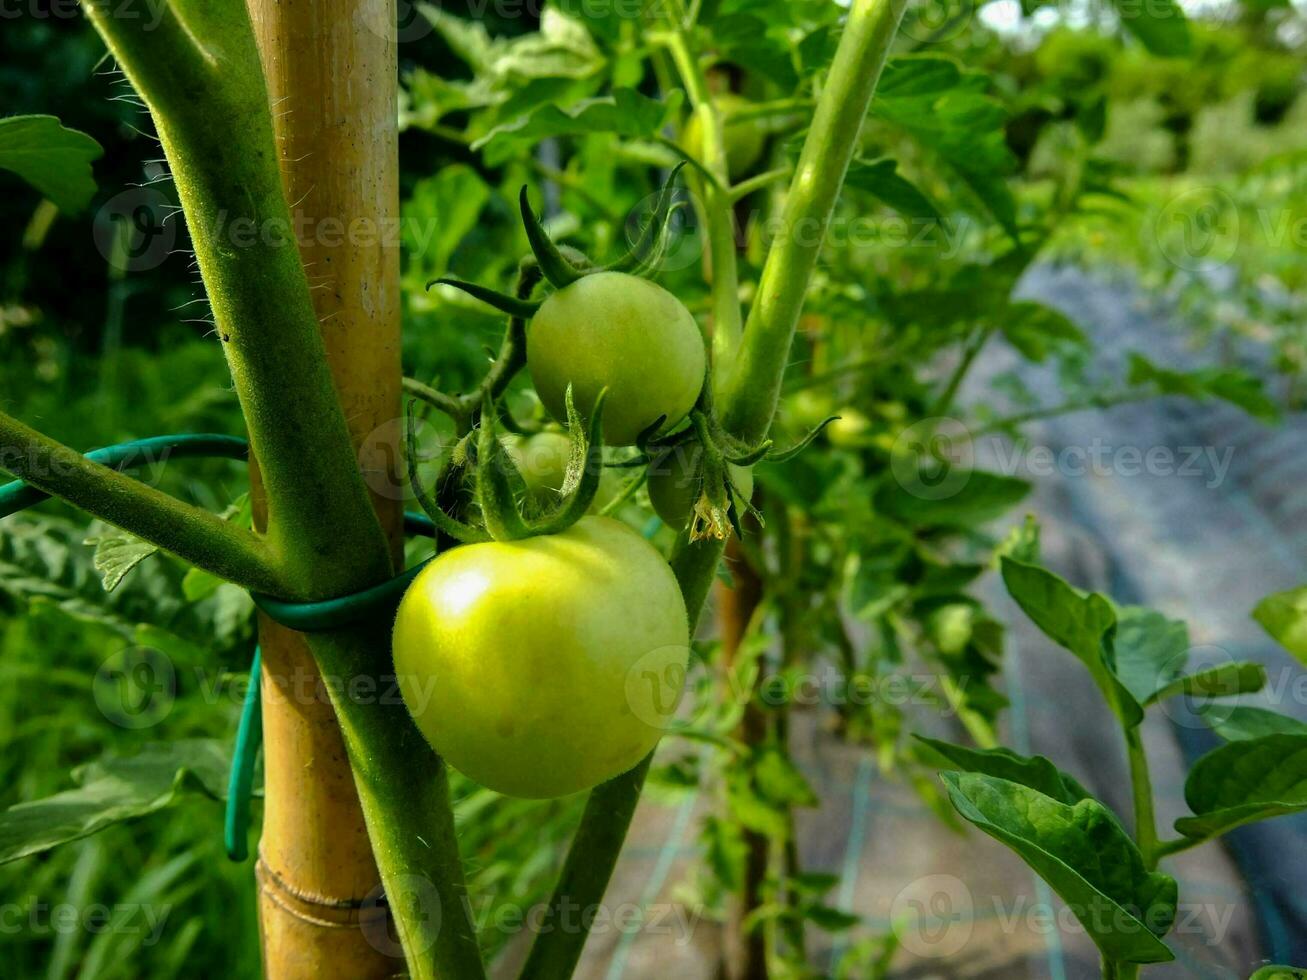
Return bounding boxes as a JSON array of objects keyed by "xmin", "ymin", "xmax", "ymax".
[
  {"xmin": 941, "ymin": 772, "xmax": 1176, "ymax": 964},
  {"xmin": 844, "ymin": 158, "xmax": 941, "ymax": 221},
  {"xmin": 1253, "ymin": 585, "xmax": 1307, "ymax": 667},
  {"xmin": 472, "ymin": 89, "xmax": 680, "ymax": 162},
  {"xmin": 0, "ymin": 115, "xmax": 103, "ymax": 213},
  {"xmin": 404, "ymin": 165, "xmax": 492, "ymax": 277},
  {"xmin": 1111, "ymin": 605, "xmax": 1189, "ymax": 706},
  {"xmin": 872, "ymin": 58, "xmax": 1018, "ymax": 240},
  {"xmin": 999, "ymin": 301, "xmax": 1088, "ymax": 363},
  {"xmin": 1127, "ymin": 355, "xmax": 1279, "ymax": 422},
  {"xmin": 1109, "ymin": 0, "xmax": 1191, "ymax": 57},
  {"xmin": 753, "ymin": 748, "xmax": 818, "ymax": 808},
  {"xmin": 1000, "ymin": 559, "xmax": 1143, "ymax": 727},
  {"xmin": 804, "ymin": 905, "xmax": 861, "ymax": 932},
  {"xmin": 1175, "ymin": 734, "xmax": 1307, "ymax": 841},
  {"xmin": 914, "ymin": 736, "xmax": 1094, "ymax": 806},
  {"xmin": 876, "ymin": 470, "xmax": 1031, "ymax": 528},
  {"xmin": 417, "ymin": 3, "xmax": 494, "ymax": 70},
  {"xmin": 0, "ymin": 741, "xmax": 230, "ymax": 865},
  {"xmin": 1202, "ymin": 706, "xmax": 1307, "ymax": 742},
  {"xmin": 84, "ymin": 526, "xmax": 160, "ymax": 593},
  {"xmin": 1147, "ymin": 661, "xmax": 1266, "ymax": 705},
  {"xmin": 1249, "ymin": 968, "xmax": 1307, "ymax": 980}
]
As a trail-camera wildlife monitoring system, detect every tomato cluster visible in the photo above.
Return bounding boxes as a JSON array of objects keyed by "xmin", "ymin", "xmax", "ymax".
[{"xmin": 398, "ymin": 219, "xmax": 722, "ymax": 797}]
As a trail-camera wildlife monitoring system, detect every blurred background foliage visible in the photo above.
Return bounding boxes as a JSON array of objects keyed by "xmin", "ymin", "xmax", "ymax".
[{"xmin": 0, "ymin": 0, "xmax": 1303, "ymax": 975}]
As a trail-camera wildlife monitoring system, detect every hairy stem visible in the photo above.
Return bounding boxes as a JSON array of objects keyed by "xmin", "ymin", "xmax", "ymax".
[
  {"xmin": 0, "ymin": 411, "xmax": 279, "ymax": 593},
  {"xmin": 718, "ymin": 0, "xmax": 910, "ymax": 443},
  {"xmin": 84, "ymin": 0, "xmax": 393, "ymax": 598}
]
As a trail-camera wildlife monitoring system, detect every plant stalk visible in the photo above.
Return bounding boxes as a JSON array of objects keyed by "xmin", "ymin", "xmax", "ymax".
[
  {"xmin": 661, "ymin": 11, "xmax": 744, "ymax": 383},
  {"xmin": 0, "ymin": 411, "xmax": 279, "ymax": 593},
  {"xmin": 718, "ymin": 0, "xmax": 910, "ymax": 443},
  {"xmin": 1124, "ymin": 725, "xmax": 1160, "ymax": 869}
]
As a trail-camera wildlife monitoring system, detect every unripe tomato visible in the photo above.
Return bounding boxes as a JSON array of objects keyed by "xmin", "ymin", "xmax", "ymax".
[
  {"xmin": 787, "ymin": 389, "xmax": 833, "ymax": 430},
  {"xmin": 502, "ymin": 431, "xmax": 571, "ymax": 508},
  {"xmin": 393, "ymin": 517, "xmax": 690, "ymax": 798},
  {"xmin": 683, "ymin": 94, "xmax": 767, "ymax": 178},
  {"xmin": 502, "ymin": 431, "xmax": 632, "ymax": 515},
  {"xmin": 927, "ymin": 603, "xmax": 974, "ymax": 656},
  {"xmin": 647, "ymin": 448, "xmax": 753, "ymax": 529},
  {"xmin": 826, "ymin": 408, "xmax": 873, "ymax": 448},
  {"xmin": 527, "ymin": 272, "xmax": 706, "ymax": 447}
]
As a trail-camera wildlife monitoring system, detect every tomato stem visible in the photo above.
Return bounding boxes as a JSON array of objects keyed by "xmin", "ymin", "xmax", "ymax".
[{"xmin": 717, "ymin": 0, "xmax": 911, "ymax": 445}]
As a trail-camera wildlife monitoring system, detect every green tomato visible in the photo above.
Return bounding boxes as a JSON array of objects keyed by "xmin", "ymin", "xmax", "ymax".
[
  {"xmin": 826, "ymin": 408, "xmax": 873, "ymax": 448},
  {"xmin": 786, "ymin": 389, "xmax": 833, "ymax": 431},
  {"xmin": 503, "ymin": 431, "xmax": 630, "ymax": 515},
  {"xmin": 503, "ymin": 431, "xmax": 570, "ymax": 509},
  {"xmin": 927, "ymin": 603, "xmax": 974, "ymax": 656},
  {"xmin": 683, "ymin": 94, "xmax": 767, "ymax": 178},
  {"xmin": 393, "ymin": 516, "xmax": 690, "ymax": 799},
  {"xmin": 647, "ymin": 448, "xmax": 753, "ymax": 529},
  {"xmin": 527, "ymin": 271, "xmax": 706, "ymax": 447}
]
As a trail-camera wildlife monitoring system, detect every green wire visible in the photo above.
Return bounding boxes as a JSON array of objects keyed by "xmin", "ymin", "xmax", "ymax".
[
  {"xmin": 0, "ymin": 433, "xmax": 250, "ymax": 519},
  {"xmin": 225, "ymin": 646, "xmax": 264, "ymax": 862},
  {"xmin": 0, "ymin": 434, "xmax": 441, "ymax": 862}
]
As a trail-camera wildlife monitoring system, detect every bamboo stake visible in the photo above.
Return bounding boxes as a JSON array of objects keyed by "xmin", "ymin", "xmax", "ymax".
[{"xmin": 244, "ymin": 1, "xmax": 404, "ymax": 975}]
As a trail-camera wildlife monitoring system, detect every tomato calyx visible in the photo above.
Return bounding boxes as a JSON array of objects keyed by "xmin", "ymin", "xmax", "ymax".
[
  {"xmin": 425, "ymin": 165, "xmax": 687, "ymax": 315},
  {"xmin": 409, "ymin": 383, "xmax": 610, "ymax": 544},
  {"xmin": 622, "ymin": 378, "xmax": 839, "ymax": 542}
]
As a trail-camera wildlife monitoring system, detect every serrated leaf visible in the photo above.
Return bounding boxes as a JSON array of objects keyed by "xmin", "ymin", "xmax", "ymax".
[
  {"xmin": 1175, "ymin": 734, "xmax": 1307, "ymax": 841},
  {"xmin": 805, "ymin": 905, "xmax": 861, "ymax": 932},
  {"xmin": 914, "ymin": 736, "xmax": 1094, "ymax": 806},
  {"xmin": 1201, "ymin": 706, "xmax": 1307, "ymax": 742},
  {"xmin": 472, "ymin": 89, "xmax": 680, "ymax": 161},
  {"xmin": 1127, "ymin": 355, "xmax": 1279, "ymax": 422},
  {"xmin": 1000, "ymin": 300, "xmax": 1088, "ymax": 363},
  {"xmin": 753, "ymin": 748, "xmax": 818, "ymax": 808},
  {"xmin": 844, "ymin": 158, "xmax": 941, "ymax": 221},
  {"xmin": 0, "ymin": 115, "xmax": 103, "ymax": 213},
  {"xmin": 1000, "ymin": 559, "xmax": 1143, "ymax": 727},
  {"xmin": 1253, "ymin": 586, "xmax": 1307, "ymax": 667},
  {"xmin": 0, "ymin": 741, "xmax": 230, "ymax": 864},
  {"xmin": 941, "ymin": 771, "xmax": 1177, "ymax": 964},
  {"xmin": 872, "ymin": 58, "xmax": 1018, "ymax": 240},
  {"xmin": 84, "ymin": 527, "xmax": 159, "ymax": 593}
]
